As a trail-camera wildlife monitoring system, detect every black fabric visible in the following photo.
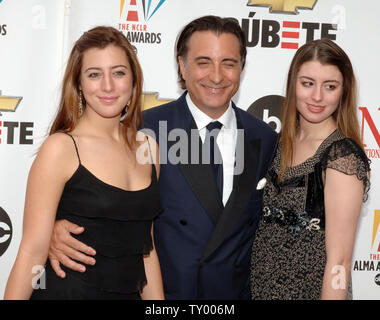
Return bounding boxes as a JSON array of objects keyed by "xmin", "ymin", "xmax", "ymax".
[
  {"xmin": 30, "ymin": 261, "xmax": 141, "ymax": 300},
  {"xmin": 320, "ymin": 137, "xmax": 371, "ymax": 201},
  {"xmin": 30, "ymin": 134, "xmax": 162, "ymax": 299},
  {"xmin": 175, "ymin": 118, "xmax": 224, "ymax": 226},
  {"xmin": 265, "ymin": 136, "xmax": 371, "ymax": 234},
  {"xmin": 205, "ymin": 121, "xmax": 223, "ymax": 199}
]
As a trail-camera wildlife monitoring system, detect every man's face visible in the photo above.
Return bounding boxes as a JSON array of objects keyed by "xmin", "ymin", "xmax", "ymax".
[{"xmin": 178, "ymin": 31, "xmax": 242, "ymax": 119}]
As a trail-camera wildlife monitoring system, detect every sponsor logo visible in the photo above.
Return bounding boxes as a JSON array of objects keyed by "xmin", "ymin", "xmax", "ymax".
[
  {"xmin": 247, "ymin": 95, "xmax": 283, "ymax": 133},
  {"xmin": 359, "ymin": 106, "xmax": 380, "ymax": 159},
  {"xmin": 0, "ymin": 90, "xmax": 34, "ymax": 145},
  {"xmin": 242, "ymin": 0, "xmax": 337, "ymax": 49},
  {"xmin": 247, "ymin": 0, "xmax": 317, "ymax": 14},
  {"xmin": 118, "ymin": 0, "xmax": 167, "ymax": 44},
  {"xmin": 0, "ymin": 207, "xmax": 12, "ymax": 257},
  {"xmin": 0, "ymin": 91, "xmax": 22, "ymax": 113},
  {"xmin": 142, "ymin": 92, "xmax": 172, "ymax": 110},
  {"xmin": 353, "ymin": 210, "xmax": 380, "ymax": 273},
  {"xmin": 375, "ymin": 273, "xmax": 380, "ymax": 286}
]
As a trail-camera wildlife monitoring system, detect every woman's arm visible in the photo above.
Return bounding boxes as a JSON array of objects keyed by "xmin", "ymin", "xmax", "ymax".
[
  {"xmin": 140, "ymin": 224, "xmax": 165, "ymax": 300},
  {"xmin": 4, "ymin": 134, "xmax": 74, "ymax": 299},
  {"xmin": 321, "ymin": 168, "xmax": 364, "ymax": 300}
]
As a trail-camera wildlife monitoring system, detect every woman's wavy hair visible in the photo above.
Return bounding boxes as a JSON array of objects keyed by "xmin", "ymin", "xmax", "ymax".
[
  {"xmin": 278, "ymin": 38, "xmax": 363, "ymax": 181},
  {"xmin": 50, "ymin": 26, "xmax": 143, "ymax": 148}
]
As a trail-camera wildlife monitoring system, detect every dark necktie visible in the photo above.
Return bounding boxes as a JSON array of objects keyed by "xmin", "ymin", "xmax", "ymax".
[{"xmin": 205, "ymin": 121, "xmax": 223, "ymax": 199}]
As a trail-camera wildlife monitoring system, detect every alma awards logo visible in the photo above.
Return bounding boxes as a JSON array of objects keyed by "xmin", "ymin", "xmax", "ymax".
[
  {"xmin": 120, "ymin": 0, "xmax": 167, "ymax": 22},
  {"xmin": 247, "ymin": 0, "xmax": 317, "ymax": 14},
  {"xmin": 353, "ymin": 210, "xmax": 380, "ymax": 286},
  {"xmin": 119, "ymin": 0, "xmax": 167, "ymax": 43}
]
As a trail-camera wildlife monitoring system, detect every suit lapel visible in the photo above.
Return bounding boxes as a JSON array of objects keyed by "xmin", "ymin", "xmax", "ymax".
[
  {"xmin": 200, "ymin": 109, "xmax": 261, "ymax": 262},
  {"xmin": 172, "ymin": 96, "xmax": 224, "ymax": 225}
]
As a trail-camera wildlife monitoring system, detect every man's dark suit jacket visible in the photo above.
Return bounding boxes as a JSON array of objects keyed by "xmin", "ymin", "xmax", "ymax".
[{"xmin": 143, "ymin": 92, "xmax": 277, "ymax": 299}]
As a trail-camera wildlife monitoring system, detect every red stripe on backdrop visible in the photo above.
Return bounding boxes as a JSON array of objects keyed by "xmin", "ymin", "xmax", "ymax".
[
  {"xmin": 282, "ymin": 31, "xmax": 299, "ymax": 39},
  {"xmin": 283, "ymin": 21, "xmax": 300, "ymax": 28},
  {"xmin": 281, "ymin": 42, "xmax": 299, "ymax": 49}
]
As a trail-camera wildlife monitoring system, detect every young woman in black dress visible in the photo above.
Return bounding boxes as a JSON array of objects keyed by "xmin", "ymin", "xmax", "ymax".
[{"xmin": 4, "ymin": 26, "xmax": 164, "ymax": 300}]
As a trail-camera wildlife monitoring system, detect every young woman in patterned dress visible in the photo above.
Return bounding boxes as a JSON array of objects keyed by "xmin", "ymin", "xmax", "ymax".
[{"xmin": 250, "ymin": 39, "xmax": 370, "ymax": 300}]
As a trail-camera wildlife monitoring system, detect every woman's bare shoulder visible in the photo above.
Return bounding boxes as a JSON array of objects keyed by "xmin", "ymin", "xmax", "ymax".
[{"xmin": 35, "ymin": 132, "xmax": 79, "ymax": 174}]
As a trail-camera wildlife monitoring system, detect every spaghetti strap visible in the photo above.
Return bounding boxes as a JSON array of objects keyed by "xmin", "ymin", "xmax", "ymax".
[
  {"xmin": 63, "ymin": 132, "xmax": 81, "ymax": 165},
  {"xmin": 146, "ymin": 136, "xmax": 157, "ymax": 181}
]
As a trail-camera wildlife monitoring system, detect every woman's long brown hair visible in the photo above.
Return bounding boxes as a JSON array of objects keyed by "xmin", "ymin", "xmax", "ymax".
[
  {"xmin": 50, "ymin": 26, "xmax": 143, "ymax": 149},
  {"xmin": 278, "ymin": 38, "xmax": 363, "ymax": 181}
]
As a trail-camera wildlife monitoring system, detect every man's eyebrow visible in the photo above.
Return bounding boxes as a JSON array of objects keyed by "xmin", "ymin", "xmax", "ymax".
[
  {"xmin": 194, "ymin": 56, "xmax": 212, "ymax": 61},
  {"xmin": 222, "ymin": 58, "xmax": 239, "ymax": 64},
  {"xmin": 194, "ymin": 56, "xmax": 239, "ymax": 63}
]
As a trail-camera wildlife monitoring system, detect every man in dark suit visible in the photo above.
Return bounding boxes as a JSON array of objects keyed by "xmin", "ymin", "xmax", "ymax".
[{"xmin": 48, "ymin": 16, "xmax": 277, "ymax": 299}]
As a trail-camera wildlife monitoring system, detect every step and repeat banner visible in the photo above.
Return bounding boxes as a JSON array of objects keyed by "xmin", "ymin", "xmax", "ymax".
[{"xmin": 0, "ymin": 0, "xmax": 379, "ymax": 299}]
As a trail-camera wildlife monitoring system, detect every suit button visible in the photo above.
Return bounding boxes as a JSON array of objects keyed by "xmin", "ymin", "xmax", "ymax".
[
  {"xmin": 249, "ymin": 218, "xmax": 254, "ymax": 226},
  {"xmin": 180, "ymin": 219, "xmax": 187, "ymax": 226}
]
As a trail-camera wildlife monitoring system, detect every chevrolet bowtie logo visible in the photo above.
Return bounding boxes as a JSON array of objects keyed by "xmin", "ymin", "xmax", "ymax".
[
  {"xmin": 142, "ymin": 92, "xmax": 172, "ymax": 110},
  {"xmin": 247, "ymin": 0, "xmax": 317, "ymax": 14},
  {"xmin": 0, "ymin": 91, "xmax": 23, "ymax": 115}
]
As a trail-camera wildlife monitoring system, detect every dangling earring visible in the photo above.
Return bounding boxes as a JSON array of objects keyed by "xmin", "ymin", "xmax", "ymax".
[
  {"xmin": 124, "ymin": 99, "xmax": 131, "ymax": 115},
  {"xmin": 78, "ymin": 90, "xmax": 83, "ymax": 116}
]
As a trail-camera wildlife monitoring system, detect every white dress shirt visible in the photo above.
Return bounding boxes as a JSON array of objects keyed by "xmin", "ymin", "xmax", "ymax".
[{"xmin": 186, "ymin": 93, "xmax": 237, "ymax": 206}]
